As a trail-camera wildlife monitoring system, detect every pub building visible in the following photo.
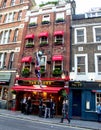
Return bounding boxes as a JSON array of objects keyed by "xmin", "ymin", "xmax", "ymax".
[
  {"xmin": 69, "ymin": 81, "xmax": 101, "ymax": 121},
  {"xmin": 11, "ymin": 77, "xmax": 69, "ymax": 116}
]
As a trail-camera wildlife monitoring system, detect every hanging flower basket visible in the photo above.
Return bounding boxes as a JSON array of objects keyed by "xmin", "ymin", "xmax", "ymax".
[{"xmin": 21, "ymin": 68, "xmax": 30, "ymax": 77}]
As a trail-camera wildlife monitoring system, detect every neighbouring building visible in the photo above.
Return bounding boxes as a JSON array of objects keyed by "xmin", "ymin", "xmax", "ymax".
[
  {"xmin": 11, "ymin": 0, "xmax": 76, "ymax": 116},
  {"xmin": 0, "ymin": 0, "xmax": 36, "ymax": 109},
  {"xmin": 69, "ymin": 8, "xmax": 101, "ymax": 121}
]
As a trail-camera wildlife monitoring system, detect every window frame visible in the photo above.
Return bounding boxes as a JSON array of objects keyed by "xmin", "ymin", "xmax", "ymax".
[
  {"xmin": 93, "ymin": 26, "xmax": 101, "ymax": 42},
  {"xmin": 8, "ymin": 52, "xmax": 14, "ymax": 69},
  {"xmin": 75, "ymin": 54, "xmax": 88, "ymax": 75},
  {"xmin": 95, "ymin": 53, "xmax": 101, "ymax": 74},
  {"xmin": 75, "ymin": 27, "xmax": 86, "ymax": 44}
]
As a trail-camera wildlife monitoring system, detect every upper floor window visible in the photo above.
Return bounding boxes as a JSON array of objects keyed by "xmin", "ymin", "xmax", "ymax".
[
  {"xmin": 13, "ymin": 29, "xmax": 18, "ymax": 42},
  {"xmin": 42, "ymin": 14, "xmax": 50, "ymax": 24},
  {"xmin": 0, "ymin": 53, "xmax": 4, "ymax": 68},
  {"xmin": 8, "ymin": 52, "xmax": 14, "ymax": 69},
  {"xmin": 20, "ymin": 0, "xmax": 24, "ymax": 3},
  {"xmin": 0, "ymin": 32, "xmax": 3, "ymax": 44},
  {"xmin": 93, "ymin": 27, "xmax": 101, "ymax": 42},
  {"xmin": 75, "ymin": 28, "xmax": 86, "ymax": 43},
  {"xmin": 56, "ymin": 12, "xmax": 64, "ymax": 20},
  {"xmin": 3, "ymin": 30, "xmax": 9, "ymax": 44},
  {"xmin": 4, "ymin": 14, "xmax": 8, "ymax": 23},
  {"xmin": 2, "ymin": 0, "xmax": 7, "ymax": 8},
  {"xmin": 10, "ymin": 0, "xmax": 15, "ymax": 6},
  {"xmin": 75, "ymin": 54, "xmax": 87, "ymax": 74},
  {"xmin": 8, "ymin": 30, "xmax": 11, "ymax": 43},
  {"xmin": 95, "ymin": 54, "xmax": 101, "ymax": 74},
  {"xmin": 18, "ymin": 11, "xmax": 22, "ymax": 21},
  {"xmin": 0, "ymin": 15, "xmax": 2, "ymax": 23},
  {"xmin": 29, "ymin": 17, "xmax": 37, "ymax": 26},
  {"xmin": 12, "ymin": 12, "xmax": 16, "ymax": 21},
  {"xmin": 8, "ymin": 13, "xmax": 13, "ymax": 22}
]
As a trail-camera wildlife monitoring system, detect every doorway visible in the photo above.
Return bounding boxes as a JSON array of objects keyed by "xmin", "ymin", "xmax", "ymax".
[{"xmin": 72, "ymin": 89, "xmax": 81, "ymax": 117}]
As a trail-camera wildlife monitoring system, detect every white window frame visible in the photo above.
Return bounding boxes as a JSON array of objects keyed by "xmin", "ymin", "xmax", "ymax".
[
  {"xmin": 75, "ymin": 54, "xmax": 88, "ymax": 75},
  {"xmin": 3, "ymin": 30, "xmax": 9, "ymax": 44},
  {"xmin": 40, "ymin": 37, "xmax": 48, "ymax": 44},
  {"xmin": 40, "ymin": 56, "xmax": 47, "ymax": 70},
  {"xmin": 56, "ymin": 12, "xmax": 64, "ymax": 20},
  {"xmin": 53, "ymin": 61, "xmax": 63, "ymax": 71},
  {"xmin": 29, "ymin": 17, "xmax": 37, "ymax": 24},
  {"xmin": 42, "ymin": 14, "xmax": 50, "ymax": 21},
  {"xmin": 95, "ymin": 53, "xmax": 101, "ymax": 74},
  {"xmin": 75, "ymin": 27, "xmax": 86, "ymax": 44},
  {"xmin": 93, "ymin": 26, "xmax": 101, "ymax": 42},
  {"xmin": 0, "ymin": 53, "xmax": 4, "ymax": 68},
  {"xmin": 8, "ymin": 13, "xmax": 13, "ymax": 22}
]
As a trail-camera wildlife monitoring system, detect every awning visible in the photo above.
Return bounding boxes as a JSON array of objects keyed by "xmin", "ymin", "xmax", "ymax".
[
  {"xmin": 38, "ymin": 32, "xmax": 48, "ymax": 38},
  {"xmin": 52, "ymin": 55, "xmax": 63, "ymax": 61},
  {"xmin": 25, "ymin": 34, "xmax": 34, "ymax": 40},
  {"xmin": 54, "ymin": 31, "xmax": 64, "ymax": 36},
  {"xmin": 0, "ymin": 72, "xmax": 11, "ymax": 82},
  {"xmin": 21, "ymin": 56, "xmax": 32, "ymax": 63},
  {"xmin": 11, "ymin": 85, "xmax": 64, "ymax": 93}
]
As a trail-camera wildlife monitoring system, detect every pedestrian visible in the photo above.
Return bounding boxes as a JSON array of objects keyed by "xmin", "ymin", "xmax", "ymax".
[
  {"xmin": 26, "ymin": 96, "xmax": 32, "ymax": 115},
  {"xmin": 21, "ymin": 96, "xmax": 27, "ymax": 114},
  {"xmin": 39, "ymin": 97, "xmax": 43, "ymax": 117},
  {"xmin": 60, "ymin": 99, "xmax": 70, "ymax": 123},
  {"xmin": 50, "ymin": 98, "xmax": 55, "ymax": 118},
  {"xmin": 96, "ymin": 102, "xmax": 101, "ymax": 122}
]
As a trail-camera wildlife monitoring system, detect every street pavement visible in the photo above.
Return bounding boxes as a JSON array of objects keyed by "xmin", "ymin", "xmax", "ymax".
[{"xmin": 0, "ymin": 109, "xmax": 101, "ymax": 130}]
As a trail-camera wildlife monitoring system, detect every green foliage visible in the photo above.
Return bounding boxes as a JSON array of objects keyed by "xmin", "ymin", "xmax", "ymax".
[
  {"xmin": 52, "ymin": 68, "xmax": 62, "ymax": 76},
  {"xmin": 55, "ymin": 18, "xmax": 65, "ymax": 23},
  {"xmin": 39, "ymin": 1, "xmax": 58, "ymax": 7},
  {"xmin": 21, "ymin": 68, "xmax": 30, "ymax": 77},
  {"xmin": 41, "ymin": 20, "xmax": 50, "ymax": 24},
  {"xmin": 25, "ymin": 42, "xmax": 34, "ymax": 48}
]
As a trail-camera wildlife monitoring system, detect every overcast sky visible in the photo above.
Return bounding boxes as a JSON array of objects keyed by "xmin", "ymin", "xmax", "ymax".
[{"xmin": 35, "ymin": 0, "xmax": 101, "ymax": 14}]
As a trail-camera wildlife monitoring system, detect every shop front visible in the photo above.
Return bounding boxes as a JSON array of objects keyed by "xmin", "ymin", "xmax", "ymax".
[
  {"xmin": 69, "ymin": 81, "xmax": 101, "ymax": 121},
  {"xmin": 11, "ymin": 77, "xmax": 69, "ymax": 116},
  {"xmin": 0, "ymin": 72, "xmax": 11, "ymax": 109}
]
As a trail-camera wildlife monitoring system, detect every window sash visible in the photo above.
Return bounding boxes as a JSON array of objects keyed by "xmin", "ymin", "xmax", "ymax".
[
  {"xmin": 77, "ymin": 56, "xmax": 85, "ymax": 73},
  {"xmin": 77, "ymin": 29, "xmax": 84, "ymax": 43}
]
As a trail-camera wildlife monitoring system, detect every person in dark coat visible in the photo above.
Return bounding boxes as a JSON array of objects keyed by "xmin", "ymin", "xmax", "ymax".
[
  {"xmin": 60, "ymin": 99, "xmax": 70, "ymax": 123},
  {"xmin": 21, "ymin": 96, "xmax": 27, "ymax": 114},
  {"xmin": 26, "ymin": 96, "xmax": 32, "ymax": 115}
]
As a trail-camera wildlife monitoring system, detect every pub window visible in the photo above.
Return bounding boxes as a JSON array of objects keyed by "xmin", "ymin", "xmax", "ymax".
[
  {"xmin": 54, "ymin": 35, "xmax": 64, "ymax": 43},
  {"xmin": 2, "ymin": 88, "xmax": 8, "ymax": 100},
  {"xmin": 42, "ymin": 14, "xmax": 50, "ymax": 22},
  {"xmin": 8, "ymin": 52, "xmax": 14, "ymax": 69},
  {"xmin": 13, "ymin": 29, "xmax": 18, "ymax": 42},
  {"xmin": 23, "ymin": 62, "xmax": 31, "ymax": 72},
  {"xmin": 40, "ymin": 36, "xmax": 48, "ymax": 44},
  {"xmin": 40, "ymin": 56, "xmax": 47, "ymax": 71},
  {"xmin": 56, "ymin": 12, "xmax": 64, "ymax": 20},
  {"xmin": 96, "ymin": 93, "xmax": 101, "ymax": 109},
  {"xmin": 0, "ymin": 87, "xmax": 2, "ymax": 98}
]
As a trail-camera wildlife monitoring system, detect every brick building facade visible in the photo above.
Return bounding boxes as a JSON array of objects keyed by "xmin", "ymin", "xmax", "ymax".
[{"xmin": 0, "ymin": 0, "xmax": 35, "ymax": 109}]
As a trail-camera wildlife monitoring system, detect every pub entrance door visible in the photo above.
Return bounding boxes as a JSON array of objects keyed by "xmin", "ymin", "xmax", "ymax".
[{"xmin": 72, "ymin": 89, "xmax": 81, "ymax": 118}]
